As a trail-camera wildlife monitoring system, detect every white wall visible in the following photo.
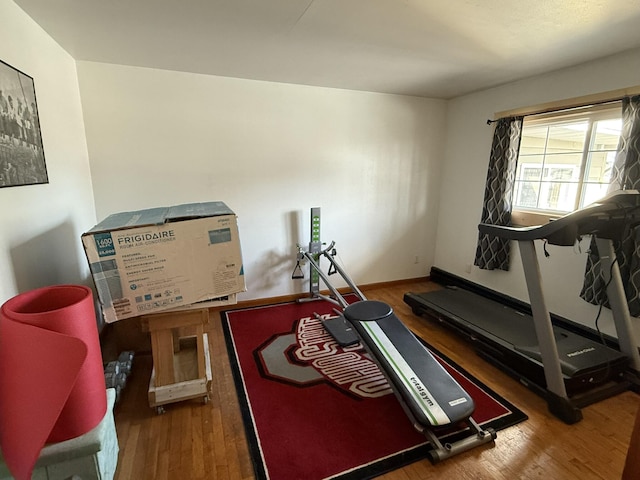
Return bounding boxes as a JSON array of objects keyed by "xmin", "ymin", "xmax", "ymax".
[
  {"xmin": 436, "ymin": 47, "xmax": 640, "ymax": 341},
  {"xmin": 76, "ymin": 62, "xmax": 446, "ymax": 301},
  {"xmin": 11, "ymin": 0, "xmax": 635, "ymax": 339},
  {"xmin": 0, "ymin": 2, "xmax": 95, "ymax": 304}
]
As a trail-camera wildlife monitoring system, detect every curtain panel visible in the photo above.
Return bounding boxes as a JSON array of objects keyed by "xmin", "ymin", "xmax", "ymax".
[
  {"xmin": 580, "ymin": 95, "xmax": 640, "ymax": 316},
  {"xmin": 474, "ymin": 116, "xmax": 523, "ymax": 271}
]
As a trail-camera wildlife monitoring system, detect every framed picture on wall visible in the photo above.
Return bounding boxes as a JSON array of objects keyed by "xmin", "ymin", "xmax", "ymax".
[{"xmin": 0, "ymin": 59, "xmax": 48, "ymax": 188}]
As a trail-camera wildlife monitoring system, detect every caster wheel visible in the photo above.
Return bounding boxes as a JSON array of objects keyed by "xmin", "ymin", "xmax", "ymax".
[{"xmin": 156, "ymin": 406, "xmax": 165, "ymax": 415}]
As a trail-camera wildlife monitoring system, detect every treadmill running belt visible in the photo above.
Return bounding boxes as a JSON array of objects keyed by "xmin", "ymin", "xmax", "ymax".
[{"xmin": 405, "ymin": 287, "xmax": 628, "ymax": 393}]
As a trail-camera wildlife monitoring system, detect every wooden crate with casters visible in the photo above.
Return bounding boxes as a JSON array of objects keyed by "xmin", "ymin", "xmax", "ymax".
[{"xmin": 141, "ymin": 308, "xmax": 212, "ymax": 414}]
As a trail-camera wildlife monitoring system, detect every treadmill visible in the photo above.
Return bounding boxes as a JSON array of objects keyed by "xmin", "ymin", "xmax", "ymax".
[
  {"xmin": 405, "ymin": 286, "xmax": 629, "ymax": 397},
  {"xmin": 405, "ymin": 190, "xmax": 640, "ymax": 424}
]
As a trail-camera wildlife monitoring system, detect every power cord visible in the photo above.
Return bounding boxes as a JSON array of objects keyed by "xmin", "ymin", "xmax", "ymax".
[
  {"xmin": 594, "ymin": 199, "xmax": 631, "ymax": 346},
  {"xmin": 591, "ymin": 201, "xmax": 631, "ymax": 384},
  {"xmin": 593, "ymin": 253, "xmax": 618, "ymax": 348}
]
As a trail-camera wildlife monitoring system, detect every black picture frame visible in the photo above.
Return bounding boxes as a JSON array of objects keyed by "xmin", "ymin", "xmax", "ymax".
[{"xmin": 0, "ymin": 59, "xmax": 48, "ymax": 188}]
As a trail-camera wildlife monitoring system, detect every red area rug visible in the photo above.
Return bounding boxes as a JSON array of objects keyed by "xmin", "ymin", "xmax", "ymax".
[{"xmin": 222, "ymin": 299, "xmax": 527, "ymax": 480}]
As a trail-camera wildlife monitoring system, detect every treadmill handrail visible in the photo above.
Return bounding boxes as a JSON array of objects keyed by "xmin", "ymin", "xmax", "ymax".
[{"xmin": 478, "ymin": 190, "xmax": 640, "ymax": 245}]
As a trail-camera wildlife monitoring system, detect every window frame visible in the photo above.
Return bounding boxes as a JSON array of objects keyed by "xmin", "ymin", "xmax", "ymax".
[{"xmin": 511, "ymin": 102, "xmax": 622, "ymax": 227}]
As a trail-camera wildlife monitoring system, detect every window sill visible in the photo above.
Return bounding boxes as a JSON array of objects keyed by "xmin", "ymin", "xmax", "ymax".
[{"xmin": 511, "ymin": 209, "xmax": 562, "ymax": 227}]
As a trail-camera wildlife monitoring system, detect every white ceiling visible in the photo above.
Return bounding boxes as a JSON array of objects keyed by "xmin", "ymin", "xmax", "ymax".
[{"xmin": 13, "ymin": 0, "xmax": 640, "ymax": 99}]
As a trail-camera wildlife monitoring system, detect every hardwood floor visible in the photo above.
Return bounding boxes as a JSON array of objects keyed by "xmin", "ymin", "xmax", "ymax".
[{"xmin": 109, "ymin": 280, "xmax": 640, "ymax": 479}]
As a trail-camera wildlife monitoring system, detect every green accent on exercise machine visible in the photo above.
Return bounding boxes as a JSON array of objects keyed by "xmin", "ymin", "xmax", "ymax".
[{"xmin": 309, "ymin": 207, "xmax": 321, "ymax": 295}]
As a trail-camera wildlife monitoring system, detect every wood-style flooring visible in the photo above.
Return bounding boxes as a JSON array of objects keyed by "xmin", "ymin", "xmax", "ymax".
[{"xmin": 109, "ymin": 279, "xmax": 639, "ymax": 479}]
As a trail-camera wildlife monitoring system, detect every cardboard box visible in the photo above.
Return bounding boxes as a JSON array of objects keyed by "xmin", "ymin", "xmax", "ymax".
[
  {"xmin": 164, "ymin": 293, "xmax": 238, "ymax": 313},
  {"xmin": 82, "ymin": 202, "xmax": 245, "ymax": 323}
]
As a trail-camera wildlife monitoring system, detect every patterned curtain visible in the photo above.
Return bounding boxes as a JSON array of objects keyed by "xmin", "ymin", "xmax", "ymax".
[
  {"xmin": 474, "ymin": 116, "xmax": 523, "ymax": 270},
  {"xmin": 580, "ymin": 95, "xmax": 640, "ymax": 316}
]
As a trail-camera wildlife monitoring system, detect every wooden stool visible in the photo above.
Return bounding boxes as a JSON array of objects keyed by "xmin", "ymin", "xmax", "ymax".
[{"xmin": 141, "ymin": 308, "xmax": 212, "ymax": 413}]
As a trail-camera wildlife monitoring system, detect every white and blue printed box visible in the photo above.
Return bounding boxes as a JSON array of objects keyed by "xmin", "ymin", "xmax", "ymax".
[{"xmin": 82, "ymin": 202, "xmax": 245, "ymax": 323}]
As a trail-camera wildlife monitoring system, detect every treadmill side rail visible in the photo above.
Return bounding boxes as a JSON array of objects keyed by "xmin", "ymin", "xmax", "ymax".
[
  {"xmin": 518, "ymin": 241, "xmax": 569, "ymax": 400},
  {"xmin": 596, "ymin": 237, "xmax": 640, "ymax": 372}
]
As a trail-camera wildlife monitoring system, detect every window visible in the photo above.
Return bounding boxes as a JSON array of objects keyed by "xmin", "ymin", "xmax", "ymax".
[{"xmin": 511, "ymin": 104, "xmax": 622, "ymax": 226}]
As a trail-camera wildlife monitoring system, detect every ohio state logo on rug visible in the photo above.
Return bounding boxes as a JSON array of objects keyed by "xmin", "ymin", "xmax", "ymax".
[{"xmin": 255, "ymin": 314, "xmax": 392, "ymax": 399}]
